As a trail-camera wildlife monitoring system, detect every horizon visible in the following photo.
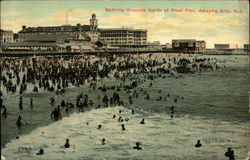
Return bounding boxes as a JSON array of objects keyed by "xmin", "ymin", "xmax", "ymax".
[{"xmin": 1, "ymin": 0, "xmax": 249, "ymax": 48}]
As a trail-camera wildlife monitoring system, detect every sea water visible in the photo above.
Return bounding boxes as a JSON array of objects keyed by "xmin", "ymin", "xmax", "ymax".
[
  {"xmin": 2, "ymin": 106, "xmax": 250, "ymax": 160},
  {"xmin": 1, "ymin": 54, "xmax": 250, "ymax": 159}
]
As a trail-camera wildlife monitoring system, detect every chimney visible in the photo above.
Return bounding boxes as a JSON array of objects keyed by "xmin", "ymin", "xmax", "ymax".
[{"xmin": 22, "ymin": 25, "xmax": 26, "ymax": 30}]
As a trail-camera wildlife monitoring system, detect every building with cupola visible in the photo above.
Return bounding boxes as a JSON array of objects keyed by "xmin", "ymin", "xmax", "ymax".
[
  {"xmin": 17, "ymin": 13, "xmax": 147, "ymax": 48},
  {"xmin": 18, "ymin": 13, "xmax": 99, "ymax": 44},
  {"xmin": 3, "ymin": 13, "xmax": 148, "ymax": 52}
]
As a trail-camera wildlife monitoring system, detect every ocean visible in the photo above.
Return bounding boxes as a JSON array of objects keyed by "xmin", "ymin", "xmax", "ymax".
[{"xmin": 1, "ymin": 54, "xmax": 249, "ymax": 160}]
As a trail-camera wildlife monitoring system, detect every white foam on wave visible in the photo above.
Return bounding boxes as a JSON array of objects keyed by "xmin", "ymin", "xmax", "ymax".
[
  {"xmin": 2, "ymin": 106, "xmax": 250, "ymax": 160},
  {"xmin": 1, "ymin": 155, "xmax": 7, "ymax": 160},
  {"xmin": 244, "ymin": 151, "xmax": 250, "ymax": 160}
]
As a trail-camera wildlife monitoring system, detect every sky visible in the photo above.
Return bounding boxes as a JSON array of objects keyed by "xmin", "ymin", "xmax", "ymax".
[{"xmin": 1, "ymin": 0, "xmax": 249, "ymax": 48}]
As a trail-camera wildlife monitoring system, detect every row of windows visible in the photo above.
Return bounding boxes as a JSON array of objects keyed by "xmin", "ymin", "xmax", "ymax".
[
  {"xmin": 2, "ymin": 34, "xmax": 13, "ymax": 37},
  {"xmin": 101, "ymin": 33, "xmax": 146, "ymax": 36},
  {"xmin": 87, "ymin": 32, "xmax": 99, "ymax": 35},
  {"xmin": 20, "ymin": 31, "xmax": 99, "ymax": 37},
  {"xmin": 101, "ymin": 38, "xmax": 132, "ymax": 40},
  {"xmin": 22, "ymin": 32, "xmax": 71, "ymax": 35},
  {"xmin": 101, "ymin": 35, "xmax": 133, "ymax": 37},
  {"xmin": 25, "ymin": 27, "xmax": 91, "ymax": 32},
  {"xmin": 195, "ymin": 44, "xmax": 206, "ymax": 47},
  {"xmin": 100, "ymin": 35, "xmax": 147, "ymax": 38},
  {"xmin": 2, "ymin": 36, "xmax": 13, "ymax": 39},
  {"xmin": 101, "ymin": 32, "xmax": 133, "ymax": 34},
  {"xmin": 108, "ymin": 42, "xmax": 147, "ymax": 45},
  {"xmin": 31, "ymin": 28, "xmax": 68, "ymax": 32},
  {"xmin": 101, "ymin": 38, "xmax": 147, "ymax": 42},
  {"xmin": 110, "ymin": 42, "xmax": 134, "ymax": 44},
  {"xmin": 101, "ymin": 32, "xmax": 146, "ymax": 35},
  {"xmin": 196, "ymin": 47, "xmax": 206, "ymax": 48},
  {"xmin": 3, "ymin": 38, "xmax": 13, "ymax": 43},
  {"xmin": 2, "ymin": 37, "xmax": 13, "ymax": 40}
]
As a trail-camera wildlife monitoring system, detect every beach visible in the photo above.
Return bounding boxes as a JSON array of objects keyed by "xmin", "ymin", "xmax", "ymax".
[{"xmin": 1, "ymin": 53, "xmax": 249, "ymax": 160}]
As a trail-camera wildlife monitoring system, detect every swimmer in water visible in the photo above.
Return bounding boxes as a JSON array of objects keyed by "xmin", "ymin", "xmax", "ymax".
[
  {"xmin": 140, "ymin": 118, "xmax": 145, "ymax": 124},
  {"xmin": 131, "ymin": 109, "xmax": 135, "ymax": 114},
  {"xmin": 16, "ymin": 115, "xmax": 22, "ymax": 126},
  {"xmin": 96, "ymin": 104, "xmax": 100, "ymax": 109},
  {"xmin": 97, "ymin": 124, "xmax": 102, "ymax": 129},
  {"xmin": 64, "ymin": 139, "xmax": 70, "ymax": 148},
  {"xmin": 174, "ymin": 98, "xmax": 177, "ymax": 103},
  {"xmin": 194, "ymin": 140, "xmax": 202, "ymax": 148},
  {"xmin": 50, "ymin": 96, "xmax": 55, "ymax": 104},
  {"xmin": 171, "ymin": 114, "xmax": 174, "ymax": 119},
  {"xmin": 121, "ymin": 124, "xmax": 126, "ymax": 131},
  {"xmin": 101, "ymin": 138, "xmax": 105, "ymax": 145},
  {"xmin": 170, "ymin": 106, "xmax": 175, "ymax": 114},
  {"xmin": 30, "ymin": 98, "xmax": 33, "ymax": 107},
  {"xmin": 19, "ymin": 100, "xmax": 23, "ymax": 110},
  {"xmin": 50, "ymin": 108, "xmax": 62, "ymax": 121},
  {"xmin": 36, "ymin": 148, "xmax": 44, "ymax": 155},
  {"xmin": 225, "ymin": 148, "xmax": 235, "ymax": 160},
  {"xmin": 118, "ymin": 116, "xmax": 123, "ymax": 122},
  {"xmin": 133, "ymin": 142, "xmax": 142, "ymax": 150}
]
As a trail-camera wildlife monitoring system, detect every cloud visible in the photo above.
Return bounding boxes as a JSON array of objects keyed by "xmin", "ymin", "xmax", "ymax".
[
  {"xmin": 100, "ymin": 12, "xmax": 165, "ymax": 28},
  {"xmin": 50, "ymin": 9, "xmax": 93, "ymax": 23},
  {"xmin": 144, "ymin": 12, "xmax": 247, "ymax": 33},
  {"xmin": 1, "ymin": 9, "xmax": 97, "ymax": 32},
  {"xmin": 133, "ymin": 11, "xmax": 248, "ymax": 47},
  {"xmin": 1, "ymin": 11, "xmax": 22, "ymax": 18},
  {"xmin": 1, "ymin": 18, "xmax": 32, "ymax": 32},
  {"xmin": 100, "ymin": 11, "xmax": 248, "ymax": 37}
]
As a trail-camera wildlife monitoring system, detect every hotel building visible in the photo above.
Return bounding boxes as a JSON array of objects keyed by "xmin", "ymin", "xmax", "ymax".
[
  {"xmin": 17, "ymin": 13, "xmax": 147, "ymax": 48},
  {"xmin": 4, "ymin": 13, "xmax": 148, "ymax": 52},
  {"xmin": 99, "ymin": 28, "xmax": 148, "ymax": 48},
  {"xmin": 17, "ymin": 13, "xmax": 99, "ymax": 43}
]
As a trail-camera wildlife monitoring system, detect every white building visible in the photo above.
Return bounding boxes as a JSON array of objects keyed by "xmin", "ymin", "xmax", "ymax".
[
  {"xmin": 99, "ymin": 27, "xmax": 147, "ymax": 48},
  {"xmin": 0, "ymin": 29, "xmax": 13, "ymax": 45}
]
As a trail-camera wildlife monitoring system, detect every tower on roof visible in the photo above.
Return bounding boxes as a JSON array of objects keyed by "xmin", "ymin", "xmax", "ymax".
[
  {"xmin": 90, "ymin": 13, "xmax": 98, "ymax": 31},
  {"xmin": 92, "ymin": 13, "xmax": 96, "ymax": 19}
]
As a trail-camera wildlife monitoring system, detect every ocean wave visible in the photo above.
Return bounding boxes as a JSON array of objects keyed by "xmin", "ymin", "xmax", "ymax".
[{"xmin": 2, "ymin": 106, "xmax": 250, "ymax": 160}]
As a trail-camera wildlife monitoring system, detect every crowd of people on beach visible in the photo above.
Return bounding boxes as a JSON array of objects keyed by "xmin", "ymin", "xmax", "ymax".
[{"xmin": 0, "ymin": 53, "xmax": 239, "ymax": 159}]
